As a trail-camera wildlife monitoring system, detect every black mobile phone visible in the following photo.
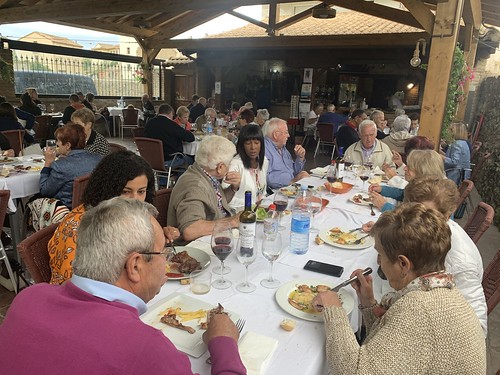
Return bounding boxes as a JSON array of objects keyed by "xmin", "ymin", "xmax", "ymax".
[{"xmin": 304, "ymin": 260, "xmax": 344, "ymax": 277}]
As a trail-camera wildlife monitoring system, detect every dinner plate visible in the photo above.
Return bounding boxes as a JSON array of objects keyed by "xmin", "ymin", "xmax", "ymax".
[
  {"xmin": 318, "ymin": 229, "xmax": 374, "ymax": 250},
  {"xmin": 349, "ymin": 193, "xmax": 371, "ymax": 206},
  {"xmin": 167, "ymin": 247, "xmax": 211, "ymax": 280},
  {"xmin": 141, "ymin": 293, "xmax": 239, "ymax": 357},
  {"xmin": 275, "ymin": 279, "xmax": 354, "ymax": 322}
]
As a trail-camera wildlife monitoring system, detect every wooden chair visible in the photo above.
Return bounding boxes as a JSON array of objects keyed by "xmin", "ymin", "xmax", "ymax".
[
  {"xmin": 482, "ymin": 249, "xmax": 500, "ymax": 315},
  {"xmin": 72, "ymin": 174, "xmax": 91, "ymax": 209},
  {"xmin": 135, "ymin": 137, "xmax": 170, "ymax": 188},
  {"xmin": 314, "ymin": 122, "xmax": 335, "ymax": 159},
  {"xmin": 34, "ymin": 115, "xmax": 52, "ymax": 143},
  {"xmin": 17, "ymin": 223, "xmax": 59, "ymax": 284},
  {"xmin": 462, "ymin": 202, "xmax": 495, "ymax": 244},
  {"xmin": 1, "ymin": 129, "xmax": 25, "ymax": 156},
  {"xmin": 132, "ymin": 127, "xmax": 145, "ymax": 138},
  {"xmin": 0, "ymin": 190, "xmax": 18, "ymax": 293},
  {"xmin": 120, "ymin": 108, "xmax": 139, "ymax": 139},
  {"xmin": 94, "ymin": 113, "xmax": 111, "ymax": 138},
  {"xmin": 153, "ymin": 188, "xmax": 172, "ymax": 227},
  {"xmin": 108, "ymin": 142, "xmax": 127, "ymax": 153}
]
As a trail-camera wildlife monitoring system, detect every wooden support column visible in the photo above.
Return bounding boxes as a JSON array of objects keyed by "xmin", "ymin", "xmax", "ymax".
[
  {"xmin": 136, "ymin": 37, "xmax": 160, "ymax": 98},
  {"xmin": 419, "ymin": 0, "xmax": 465, "ymax": 147},
  {"xmin": 456, "ymin": 25, "xmax": 479, "ymax": 120}
]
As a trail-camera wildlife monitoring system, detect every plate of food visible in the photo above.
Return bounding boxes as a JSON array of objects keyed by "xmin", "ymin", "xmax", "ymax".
[
  {"xmin": 324, "ymin": 181, "xmax": 354, "ymax": 194},
  {"xmin": 275, "ymin": 279, "xmax": 354, "ymax": 322},
  {"xmin": 166, "ymin": 247, "xmax": 211, "ymax": 280},
  {"xmin": 0, "ymin": 157, "xmax": 15, "ymax": 164},
  {"xmin": 141, "ymin": 293, "xmax": 239, "ymax": 357},
  {"xmin": 349, "ymin": 193, "xmax": 371, "ymax": 206},
  {"xmin": 318, "ymin": 227, "xmax": 374, "ymax": 250}
]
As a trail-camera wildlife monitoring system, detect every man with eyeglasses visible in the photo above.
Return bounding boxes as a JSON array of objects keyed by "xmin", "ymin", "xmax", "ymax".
[
  {"xmin": 265, "ymin": 117, "xmax": 309, "ymax": 189},
  {"xmin": 0, "ymin": 198, "xmax": 246, "ymax": 374}
]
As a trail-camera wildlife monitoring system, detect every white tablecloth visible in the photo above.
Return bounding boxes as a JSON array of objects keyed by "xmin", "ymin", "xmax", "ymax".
[
  {"xmin": 0, "ymin": 156, "xmax": 43, "ymax": 200},
  {"xmin": 182, "ymin": 140, "xmax": 199, "ymax": 156},
  {"xmin": 146, "ymin": 174, "xmax": 382, "ymax": 375}
]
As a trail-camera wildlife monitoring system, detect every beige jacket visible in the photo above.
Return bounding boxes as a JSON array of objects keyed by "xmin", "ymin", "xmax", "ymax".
[
  {"xmin": 344, "ymin": 140, "xmax": 394, "ymax": 168},
  {"xmin": 323, "ymin": 287, "xmax": 486, "ymax": 374}
]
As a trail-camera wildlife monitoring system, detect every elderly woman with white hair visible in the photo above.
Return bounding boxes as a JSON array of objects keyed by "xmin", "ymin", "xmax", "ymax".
[
  {"xmin": 382, "ymin": 114, "xmax": 413, "ymax": 155},
  {"xmin": 167, "ymin": 135, "xmax": 241, "ymax": 243},
  {"xmin": 256, "ymin": 108, "xmax": 270, "ymax": 133}
]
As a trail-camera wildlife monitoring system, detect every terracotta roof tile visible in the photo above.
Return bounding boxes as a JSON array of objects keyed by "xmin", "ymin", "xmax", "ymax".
[{"xmin": 208, "ymin": 11, "xmax": 423, "ymax": 39}]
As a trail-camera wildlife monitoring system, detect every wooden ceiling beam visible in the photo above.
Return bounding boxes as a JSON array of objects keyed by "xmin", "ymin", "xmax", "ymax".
[
  {"xmin": 274, "ymin": 4, "xmax": 317, "ymax": 31},
  {"xmin": 327, "ymin": 0, "xmax": 425, "ymax": 29},
  {"xmin": 462, "ymin": 0, "xmax": 482, "ymax": 29},
  {"xmin": 160, "ymin": 32, "xmax": 428, "ymax": 50},
  {"xmin": 55, "ymin": 19, "xmax": 157, "ymax": 38},
  {"xmin": 400, "ymin": 0, "xmax": 435, "ymax": 33},
  {"xmin": 227, "ymin": 10, "xmax": 269, "ymax": 30}
]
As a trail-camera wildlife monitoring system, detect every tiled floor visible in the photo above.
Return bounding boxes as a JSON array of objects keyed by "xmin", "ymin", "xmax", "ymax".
[{"xmin": 0, "ymin": 137, "xmax": 498, "ymax": 373}]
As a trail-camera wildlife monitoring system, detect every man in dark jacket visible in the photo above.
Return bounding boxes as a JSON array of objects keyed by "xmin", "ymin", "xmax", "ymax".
[
  {"xmin": 144, "ymin": 103, "xmax": 195, "ymax": 168},
  {"xmin": 336, "ymin": 109, "xmax": 367, "ymax": 151}
]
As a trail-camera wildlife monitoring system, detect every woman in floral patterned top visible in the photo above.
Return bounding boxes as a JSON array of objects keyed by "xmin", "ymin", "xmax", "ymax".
[{"xmin": 48, "ymin": 151, "xmax": 179, "ymax": 284}]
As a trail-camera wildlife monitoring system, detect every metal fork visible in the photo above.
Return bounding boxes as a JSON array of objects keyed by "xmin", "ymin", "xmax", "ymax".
[
  {"xmin": 352, "ymin": 234, "xmax": 370, "ymax": 245},
  {"xmin": 206, "ymin": 319, "xmax": 246, "ymax": 364}
]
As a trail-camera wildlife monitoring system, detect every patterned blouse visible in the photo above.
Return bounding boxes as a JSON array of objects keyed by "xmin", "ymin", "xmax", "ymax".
[{"xmin": 85, "ymin": 130, "xmax": 110, "ymax": 156}]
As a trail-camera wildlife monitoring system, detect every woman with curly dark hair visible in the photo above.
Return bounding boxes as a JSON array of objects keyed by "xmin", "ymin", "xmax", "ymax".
[{"xmin": 48, "ymin": 150, "xmax": 179, "ymax": 284}]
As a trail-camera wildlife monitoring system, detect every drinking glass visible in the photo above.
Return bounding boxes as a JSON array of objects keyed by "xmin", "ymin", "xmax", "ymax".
[
  {"xmin": 260, "ymin": 234, "xmax": 283, "ymax": 289},
  {"xmin": 273, "ymin": 191, "xmax": 288, "ymax": 231},
  {"xmin": 363, "ymin": 153, "xmax": 374, "ymax": 170},
  {"xmin": 211, "ymin": 222, "xmax": 233, "ymax": 289},
  {"xmin": 310, "ymin": 190, "xmax": 322, "ymax": 233},
  {"xmin": 46, "ymin": 139, "xmax": 56, "ymax": 152},
  {"xmin": 325, "ymin": 164, "xmax": 337, "ymax": 196},
  {"xmin": 359, "ymin": 166, "xmax": 370, "ymax": 192},
  {"xmin": 343, "ymin": 154, "xmax": 354, "ymax": 180},
  {"xmin": 235, "ymin": 237, "xmax": 257, "ymax": 293}
]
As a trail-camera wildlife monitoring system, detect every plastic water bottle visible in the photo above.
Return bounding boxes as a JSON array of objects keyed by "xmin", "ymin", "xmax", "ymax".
[
  {"xmin": 289, "ymin": 185, "xmax": 311, "ymax": 255},
  {"xmin": 206, "ymin": 120, "xmax": 213, "ymax": 134},
  {"xmin": 263, "ymin": 203, "xmax": 279, "ymax": 240}
]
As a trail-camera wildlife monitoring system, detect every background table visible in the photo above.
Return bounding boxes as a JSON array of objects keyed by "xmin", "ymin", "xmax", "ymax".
[{"xmin": 145, "ymin": 174, "xmax": 383, "ymax": 374}]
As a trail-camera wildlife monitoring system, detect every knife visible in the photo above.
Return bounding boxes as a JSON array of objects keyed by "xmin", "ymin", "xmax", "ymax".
[{"xmin": 331, "ymin": 267, "xmax": 372, "ymax": 292}]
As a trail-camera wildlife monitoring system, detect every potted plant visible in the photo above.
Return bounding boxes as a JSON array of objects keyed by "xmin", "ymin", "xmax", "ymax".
[{"xmin": 0, "ymin": 56, "xmax": 13, "ymax": 82}]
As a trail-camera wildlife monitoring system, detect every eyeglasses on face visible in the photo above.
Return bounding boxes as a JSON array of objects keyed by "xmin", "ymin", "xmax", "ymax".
[{"xmin": 140, "ymin": 248, "xmax": 172, "ymax": 260}]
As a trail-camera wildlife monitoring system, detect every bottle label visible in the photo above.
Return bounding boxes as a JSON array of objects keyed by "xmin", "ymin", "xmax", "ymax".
[
  {"xmin": 337, "ymin": 163, "xmax": 345, "ymax": 178},
  {"xmin": 291, "ymin": 217, "xmax": 310, "ymax": 234},
  {"xmin": 239, "ymin": 222, "xmax": 256, "ymax": 248}
]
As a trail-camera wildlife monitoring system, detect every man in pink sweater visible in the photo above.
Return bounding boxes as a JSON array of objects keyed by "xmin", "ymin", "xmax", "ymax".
[{"xmin": 0, "ymin": 198, "xmax": 246, "ymax": 375}]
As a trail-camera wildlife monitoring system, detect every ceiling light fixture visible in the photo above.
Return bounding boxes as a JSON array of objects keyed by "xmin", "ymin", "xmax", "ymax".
[
  {"xmin": 312, "ymin": 4, "xmax": 336, "ymax": 19},
  {"xmin": 410, "ymin": 39, "xmax": 427, "ymax": 67},
  {"xmin": 407, "ymin": 83, "xmax": 415, "ymax": 89}
]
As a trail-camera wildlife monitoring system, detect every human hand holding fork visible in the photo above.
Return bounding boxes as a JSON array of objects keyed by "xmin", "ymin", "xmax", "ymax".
[{"xmin": 205, "ymin": 317, "xmax": 246, "ymax": 364}]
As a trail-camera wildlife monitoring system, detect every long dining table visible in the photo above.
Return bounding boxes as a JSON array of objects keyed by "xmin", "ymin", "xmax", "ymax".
[{"xmin": 144, "ymin": 172, "xmax": 387, "ymax": 374}]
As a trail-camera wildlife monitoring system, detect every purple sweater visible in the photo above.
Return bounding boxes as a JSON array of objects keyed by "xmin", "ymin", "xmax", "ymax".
[{"xmin": 0, "ymin": 282, "xmax": 246, "ymax": 375}]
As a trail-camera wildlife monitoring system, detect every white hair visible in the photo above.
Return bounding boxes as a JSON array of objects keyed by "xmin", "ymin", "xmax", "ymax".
[
  {"xmin": 256, "ymin": 108, "xmax": 270, "ymax": 121},
  {"xmin": 392, "ymin": 115, "xmax": 411, "ymax": 132},
  {"xmin": 73, "ymin": 197, "xmax": 158, "ymax": 284},
  {"xmin": 265, "ymin": 117, "xmax": 285, "ymax": 137},
  {"xmin": 358, "ymin": 119, "xmax": 377, "ymax": 134},
  {"xmin": 327, "ymin": 104, "xmax": 335, "ymax": 112},
  {"xmin": 195, "ymin": 135, "xmax": 236, "ymax": 169},
  {"xmin": 395, "ymin": 108, "xmax": 406, "ymax": 117},
  {"xmin": 204, "ymin": 107, "xmax": 216, "ymax": 117},
  {"xmin": 245, "ymin": 102, "xmax": 253, "ymax": 109},
  {"xmin": 198, "ymin": 97, "xmax": 207, "ymax": 105},
  {"xmin": 370, "ymin": 110, "xmax": 384, "ymax": 121}
]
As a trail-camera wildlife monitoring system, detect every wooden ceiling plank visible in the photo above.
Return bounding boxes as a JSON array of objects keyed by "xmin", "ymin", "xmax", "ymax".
[
  {"xmin": 227, "ymin": 10, "xmax": 269, "ymax": 30},
  {"xmin": 462, "ymin": 0, "xmax": 482, "ymax": 28},
  {"xmin": 400, "ymin": 0, "xmax": 435, "ymax": 33},
  {"xmin": 55, "ymin": 19, "xmax": 157, "ymax": 38},
  {"xmin": 274, "ymin": 4, "xmax": 317, "ymax": 31},
  {"xmin": 327, "ymin": 0, "xmax": 424, "ymax": 29}
]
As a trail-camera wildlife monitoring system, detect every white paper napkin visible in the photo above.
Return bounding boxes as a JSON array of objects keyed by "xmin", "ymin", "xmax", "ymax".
[
  {"xmin": 310, "ymin": 166, "xmax": 328, "ymax": 176},
  {"xmin": 239, "ymin": 332, "xmax": 278, "ymax": 375},
  {"xmin": 387, "ymin": 176, "xmax": 408, "ymax": 189}
]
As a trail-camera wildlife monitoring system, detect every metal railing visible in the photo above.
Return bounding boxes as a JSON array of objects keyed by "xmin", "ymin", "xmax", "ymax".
[{"xmin": 13, "ymin": 51, "xmax": 160, "ymax": 97}]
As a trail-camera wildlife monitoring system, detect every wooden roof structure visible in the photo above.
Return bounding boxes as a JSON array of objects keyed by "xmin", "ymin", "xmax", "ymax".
[{"xmin": 0, "ymin": 0, "xmax": 497, "ymax": 145}]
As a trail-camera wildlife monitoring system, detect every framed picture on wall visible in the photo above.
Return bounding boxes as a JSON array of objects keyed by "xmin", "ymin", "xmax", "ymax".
[
  {"xmin": 303, "ymin": 68, "xmax": 313, "ymax": 83},
  {"xmin": 300, "ymin": 84, "xmax": 312, "ymax": 100}
]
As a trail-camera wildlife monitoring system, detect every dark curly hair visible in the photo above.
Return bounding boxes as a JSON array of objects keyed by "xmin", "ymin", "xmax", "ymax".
[{"xmin": 82, "ymin": 150, "xmax": 155, "ymax": 207}]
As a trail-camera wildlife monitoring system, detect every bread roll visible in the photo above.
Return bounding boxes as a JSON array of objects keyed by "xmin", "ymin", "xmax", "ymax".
[{"xmin": 280, "ymin": 318, "xmax": 296, "ymax": 331}]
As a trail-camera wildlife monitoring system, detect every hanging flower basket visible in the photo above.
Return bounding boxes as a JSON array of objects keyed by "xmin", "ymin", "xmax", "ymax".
[{"xmin": 133, "ymin": 66, "xmax": 147, "ymax": 84}]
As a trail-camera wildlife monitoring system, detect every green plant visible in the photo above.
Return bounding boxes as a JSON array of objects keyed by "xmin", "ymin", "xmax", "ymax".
[{"xmin": 0, "ymin": 55, "xmax": 13, "ymax": 82}]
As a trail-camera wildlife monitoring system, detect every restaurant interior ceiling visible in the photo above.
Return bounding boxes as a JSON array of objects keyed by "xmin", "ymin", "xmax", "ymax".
[{"xmin": 0, "ymin": 0, "xmax": 497, "ymax": 56}]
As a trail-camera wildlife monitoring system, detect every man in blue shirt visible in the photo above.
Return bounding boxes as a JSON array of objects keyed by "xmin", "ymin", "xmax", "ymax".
[
  {"xmin": 318, "ymin": 104, "xmax": 347, "ymax": 135},
  {"xmin": 264, "ymin": 118, "xmax": 309, "ymax": 189}
]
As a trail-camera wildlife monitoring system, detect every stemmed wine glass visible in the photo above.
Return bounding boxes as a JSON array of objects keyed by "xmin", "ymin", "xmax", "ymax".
[
  {"xmin": 325, "ymin": 163, "xmax": 337, "ymax": 196},
  {"xmin": 273, "ymin": 190, "xmax": 288, "ymax": 231},
  {"xmin": 343, "ymin": 154, "xmax": 354, "ymax": 181},
  {"xmin": 260, "ymin": 234, "xmax": 283, "ymax": 289},
  {"xmin": 359, "ymin": 166, "xmax": 370, "ymax": 192},
  {"xmin": 310, "ymin": 189, "xmax": 322, "ymax": 233},
  {"xmin": 236, "ymin": 237, "xmax": 257, "ymax": 293},
  {"xmin": 211, "ymin": 222, "xmax": 234, "ymax": 289},
  {"xmin": 363, "ymin": 153, "xmax": 374, "ymax": 171}
]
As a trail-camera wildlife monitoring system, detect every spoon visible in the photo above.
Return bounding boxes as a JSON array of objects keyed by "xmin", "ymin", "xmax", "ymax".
[{"xmin": 369, "ymin": 203, "xmax": 376, "ymax": 216}]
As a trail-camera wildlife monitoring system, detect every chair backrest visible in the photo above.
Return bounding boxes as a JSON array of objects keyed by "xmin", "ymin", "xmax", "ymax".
[
  {"xmin": 34, "ymin": 115, "xmax": 52, "ymax": 141},
  {"xmin": 135, "ymin": 137, "xmax": 166, "ymax": 171},
  {"xmin": 0, "ymin": 190, "xmax": 11, "ymax": 231},
  {"xmin": 316, "ymin": 123, "xmax": 335, "ymax": 142},
  {"xmin": 132, "ymin": 127, "xmax": 145, "ymax": 138},
  {"xmin": 108, "ymin": 142, "xmax": 127, "ymax": 153},
  {"xmin": 1, "ymin": 129, "xmax": 25, "ymax": 156},
  {"xmin": 17, "ymin": 223, "xmax": 59, "ymax": 283},
  {"xmin": 470, "ymin": 152, "xmax": 492, "ymax": 182},
  {"xmin": 153, "ymin": 188, "xmax": 172, "ymax": 227},
  {"xmin": 93, "ymin": 113, "xmax": 110, "ymax": 137},
  {"xmin": 456, "ymin": 179, "xmax": 474, "ymax": 208},
  {"xmin": 482, "ymin": 249, "xmax": 500, "ymax": 315},
  {"xmin": 72, "ymin": 174, "xmax": 91, "ymax": 209},
  {"xmin": 122, "ymin": 108, "xmax": 139, "ymax": 125},
  {"xmin": 463, "ymin": 201, "xmax": 495, "ymax": 244},
  {"xmin": 471, "ymin": 141, "xmax": 482, "ymax": 159}
]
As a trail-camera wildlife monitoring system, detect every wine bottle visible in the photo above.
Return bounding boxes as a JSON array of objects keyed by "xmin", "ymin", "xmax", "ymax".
[{"xmin": 239, "ymin": 191, "xmax": 256, "ymax": 257}]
